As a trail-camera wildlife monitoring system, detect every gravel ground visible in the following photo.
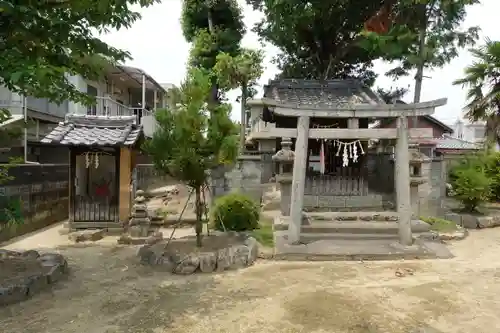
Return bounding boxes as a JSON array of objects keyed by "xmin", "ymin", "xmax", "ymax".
[{"xmin": 0, "ymin": 223, "xmax": 499, "ymax": 333}]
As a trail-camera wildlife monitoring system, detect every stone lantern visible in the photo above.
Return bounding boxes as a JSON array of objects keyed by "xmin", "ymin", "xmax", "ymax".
[
  {"xmin": 408, "ymin": 147, "xmax": 431, "ymax": 218},
  {"xmin": 272, "ymin": 137, "xmax": 295, "ymax": 216}
]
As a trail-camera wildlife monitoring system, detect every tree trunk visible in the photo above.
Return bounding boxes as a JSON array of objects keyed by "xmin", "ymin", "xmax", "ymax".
[
  {"xmin": 195, "ymin": 186, "xmax": 203, "ymax": 247},
  {"xmin": 240, "ymin": 82, "xmax": 247, "ymax": 150}
]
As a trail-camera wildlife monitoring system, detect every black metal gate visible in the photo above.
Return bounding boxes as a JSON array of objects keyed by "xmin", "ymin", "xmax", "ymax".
[
  {"xmin": 73, "ymin": 196, "xmax": 118, "ymax": 222},
  {"xmin": 72, "ymin": 151, "xmax": 119, "ymax": 222}
]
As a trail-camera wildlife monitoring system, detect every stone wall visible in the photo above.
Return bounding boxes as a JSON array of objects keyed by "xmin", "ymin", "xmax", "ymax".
[
  {"xmin": 209, "ymin": 155, "xmax": 263, "ymax": 204},
  {"xmin": 0, "ymin": 164, "xmax": 69, "ymax": 242}
]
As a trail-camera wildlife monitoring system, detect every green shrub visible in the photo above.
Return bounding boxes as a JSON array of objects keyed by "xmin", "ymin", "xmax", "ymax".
[
  {"xmin": 484, "ymin": 152, "xmax": 500, "ymax": 201},
  {"xmin": 450, "ymin": 162, "xmax": 491, "ymax": 212},
  {"xmin": 212, "ymin": 192, "xmax": 260, "ymax": 231}
]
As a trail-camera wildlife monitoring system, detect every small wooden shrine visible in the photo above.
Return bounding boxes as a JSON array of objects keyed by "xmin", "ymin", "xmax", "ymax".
[{"xmin": 42, "ymin": 114, "xmax": 143, "ymax": 231}]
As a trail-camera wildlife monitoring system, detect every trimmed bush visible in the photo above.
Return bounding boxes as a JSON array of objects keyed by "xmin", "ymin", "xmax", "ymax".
[
  {"xmin": 212, "ymin": 192, "xmax": 260, "ymax": 231},
  {"xmin": 450, "ymin": 160, "xmax": 491, "ymax": 212}
]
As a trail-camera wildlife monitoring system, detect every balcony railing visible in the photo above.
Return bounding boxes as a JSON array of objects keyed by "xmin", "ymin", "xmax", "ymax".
[
  {"xmin": 86, "ymin": 97, "xmax": 157, "ymax": 137},
  {"xmin": 88, "ymin": 97, "xmax": 141, "ymax": 117}
]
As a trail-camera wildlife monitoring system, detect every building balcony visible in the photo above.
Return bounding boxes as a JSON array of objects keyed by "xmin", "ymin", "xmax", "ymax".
[{"xmin": 88, "ymin": 96, "xmax": 157, "ymax": 137}]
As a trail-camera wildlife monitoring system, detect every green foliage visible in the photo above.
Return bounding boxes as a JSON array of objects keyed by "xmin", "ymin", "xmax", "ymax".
[
  {"xmin": 214, "ymin": 49, "xmax": 264, "ymax": 91},
  {"xmin": 247, "ymin": 0, "xmax": 385, "ymax": 83},
  {"xmin": 182, "ymin": 0, "xmax": 244, "ymax": 72},
  {"xmin": 251, "ymin": 216, "xmax": 274, "ymax": 247},
  {"xmin": 214, "ymin": 49, "xmax": 264, "ymax": 146},
  {"xmin": 453, "ymin": 39, "xmax": 500, "ymax": 145},
  {"xmin": 419, "ymin": 216, "xmax": 457, "ymax": 232},
  {"xmin": 144, "ymin": 69, "xmax": 238, "ymax": 188},
  {"xmin": 376, "ymin": 86, "xmax": 408, "ymax": 104},
  {"xmin": 449, "ymin": 158, "xmax": 491, "ymax": 212},
  {"xmin": 361, "ymin": 0, "xmax": 479, "ymax": 79},
  {"xmin": 249, "ymin": 0, "xmax": 478, "ymax": 83},
  {"xmin": 0, "ymin": 0, "xmax": 158, "ymax": 105},
  {"xmin": 212, "ymin": 192, "xmax": 260, "ymax": 232},
  {"xmin": 480, "ymin": 152, "xmax": 500, "ymax": 201}
]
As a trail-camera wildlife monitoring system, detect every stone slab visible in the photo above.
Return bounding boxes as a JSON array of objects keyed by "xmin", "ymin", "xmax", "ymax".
[
  {"xmin": 273, "ymin": 234, "xmax": 453, "ymax": 261},
  {"xmin": 68, "ymin": 229, "xmax": 105, "ymax": 243}
]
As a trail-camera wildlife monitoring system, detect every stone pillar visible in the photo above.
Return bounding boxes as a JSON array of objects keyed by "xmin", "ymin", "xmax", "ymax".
[
  {"xmin": 289, "ymin": 116, "xmax": 310, "ymax": 244},
  {"xmin": 395, "ymin": 116, "xmax": 412, "ymax": 246},
  {"xmin": 272, "ymin": 137, "xmax": 295, "ymax": 216},
  {"xmin": 409, "ymin": 150, "xmax": 431, "ymax": 218},
  {"xmin": 119, "ymin": 147, "xmax": 132, "ymax": 223}
]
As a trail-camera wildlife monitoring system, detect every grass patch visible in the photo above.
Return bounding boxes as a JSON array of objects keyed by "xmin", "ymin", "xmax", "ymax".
[
  {"xmin": 251, "ymin": 216, "xmax": 274, "ymax": 247},
  {"xmin": 420, "ymin": 216, "xmax": 458, "ymax": 232}
]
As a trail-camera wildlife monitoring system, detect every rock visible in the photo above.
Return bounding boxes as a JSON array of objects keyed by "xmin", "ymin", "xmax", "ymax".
[
  {"xmin": 244, "ymin": 237, "xmax": 259, "ymax": 265},
  {"xmin": 444, "ymin": 213, "xmax": 462, "ymax": 226},
  {"xmin": 0, "ymin": 284, "xmax": 28, "ymax": 306},
  {"xmin": 172, "ymin": 254, "xmax": 200, "ymax": 275},
  {"xmin": 460, "ymin": 214, "xmax": 478, "ymax": 229},
  {"xmin": 146, "ymin": 232, "xmax": 163, "ymax": 245},
  {"xmin": 215, "ymin": 247, "xmax": 232, "ymax": 272},
  {"xmin": 0, "ymin": 252, "xmax": 68, "ymax": 306},
  {"xmin": 137, "ymin": 246, "xmax": 155, "ymax": 264},
  {"xmin": 68, "ymin": 229, "xmax": 105, "ymax": 242},
  {"xmin": 25, "ymin": 273, "xmax": 48, "ymax": 296},
  {"xmin": 0, "ymin": 249, "xmax": 20, "ymax": 259},
  {"xmin": 477, "ymin": 215, "xmax": 500, "ymax": 228},
  {"xmin": 43, "ymin": 263, "xmax": 65, "ymax": 284},
  {"xmin": 39, "ymin": 253, "xmax": 67, "ymax": 267},
  {"xmin": 439, "ymin": 228, "xmax": 468, "ymax": 241},
  {"xmin": 199, "ymin": 252, "xmax": 217, "ymax": 273},
  {"xmin": 231, "ymin": 245, "xmax": 249, "ymax": 269},
  {"xmin": 22, "ymin": 250, "xmax": 40, "ymax": 259},
  {"xmin": 155, "ymin": 254, "xmax": 175, "ymax": 272},
  {"xmin": 417, "ymin": 231, "xmax": 441, "ymax": 242}
]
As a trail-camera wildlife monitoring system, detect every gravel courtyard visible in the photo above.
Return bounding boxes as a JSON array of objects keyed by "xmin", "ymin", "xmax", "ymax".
[{"xmin": 0, "ymin": 223, "xmax": 499, "ymax": 333}]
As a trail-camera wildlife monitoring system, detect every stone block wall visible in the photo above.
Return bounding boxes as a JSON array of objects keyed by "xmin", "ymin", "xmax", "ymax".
[
  {"xmin": 0, "ymin": 164, "xmax": 69, "ymax": 242},
  {"xmin": 209, "ymin": 155, "xmax": 264, "ymax": 204}
]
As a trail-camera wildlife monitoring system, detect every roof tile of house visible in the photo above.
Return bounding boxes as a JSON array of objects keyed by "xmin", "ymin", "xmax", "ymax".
[
  {"xmin": 435, "ymin": 134, "xmax": 480, "ymax": 150},
  {"xmin": 41, "ymin": 115, "xmax": 142, "ymax": 147},
  {"xmin": 263, "ymin": 79, "xmax": 385, "ymax": 107}
]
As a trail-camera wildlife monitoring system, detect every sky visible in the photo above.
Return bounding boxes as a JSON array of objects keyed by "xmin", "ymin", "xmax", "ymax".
[{"xmin": 100, "ymin": 0, "xmax": 500, "ymax": 126}]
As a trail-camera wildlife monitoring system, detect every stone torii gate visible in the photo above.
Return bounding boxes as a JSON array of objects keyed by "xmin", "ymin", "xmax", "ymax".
[{"xmin": 248, "ymin": 97, "xmax": 447, "ymax": 246}]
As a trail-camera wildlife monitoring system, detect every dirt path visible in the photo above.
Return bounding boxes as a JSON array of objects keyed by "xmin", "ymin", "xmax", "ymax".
[{"xmin": 1, "ymin": 226, "xmax": 500, "ymax": 333}]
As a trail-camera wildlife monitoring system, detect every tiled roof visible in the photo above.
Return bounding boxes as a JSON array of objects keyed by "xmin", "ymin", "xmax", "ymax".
[
  {"xmin": 263, "ymin": 79, "xmax": 385, "ymax": 108},
  {"xmin": 41, "ymin": 115, "xmax": 142, "ymax": 147},
  {"xmin": 435, "ymin": 135, "xmax": 480, "ymax": 150}
]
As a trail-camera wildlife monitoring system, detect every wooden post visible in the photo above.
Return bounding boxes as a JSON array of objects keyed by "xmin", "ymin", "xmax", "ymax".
[
  {"xmin": 68, "ymin": 149, "xmax": 76, "ymax": 226},
  {"xmin": 118, "ymin": 147, "xmax": 132, "ymax": 223},
  {"xmin": 289, "ymin": 115, "xmax": 310, "ymax": 244}
]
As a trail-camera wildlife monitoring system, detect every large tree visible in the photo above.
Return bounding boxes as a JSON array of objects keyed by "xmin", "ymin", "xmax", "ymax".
[
  {"xmin": 361, "ymin": 0, "xmax": 479, "ymax": 101},
  {"xmin": 248, "ymin": 0, "xmax": 479, "ymax": 89},
  {"xmin": 453, "ymin": 39, "xmax": 500, "ymax": 145},
  {"xmin": 0, "ymin": 0, "xmax": 159, "ymax": 105},
  {"xmin": 247, "ymin": 0, "xmax": 386, "ymax": 84}
]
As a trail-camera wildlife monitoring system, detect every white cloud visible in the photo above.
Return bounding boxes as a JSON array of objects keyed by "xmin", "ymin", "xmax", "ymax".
[{"xmin": 100, "ymin": 0, "xmax": 499, "ymax": 125}]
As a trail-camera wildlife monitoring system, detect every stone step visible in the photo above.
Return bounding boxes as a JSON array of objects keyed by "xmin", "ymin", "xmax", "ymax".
[
  {"xmin": 305, "ymin": 211, "xmax": 399, "ymax": 222},
  {"xmin": 275, "ymin": 220, "xmax": 430, "ymax": 234},
  {"xmin": 299, "ymin": 233, "xmax": 399, "ymax": 242}
]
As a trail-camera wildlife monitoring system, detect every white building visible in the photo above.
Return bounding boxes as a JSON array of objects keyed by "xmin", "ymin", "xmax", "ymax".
[{"xmin": 0, "ymin": 64, "xmax": 166, "ymax": 163}]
